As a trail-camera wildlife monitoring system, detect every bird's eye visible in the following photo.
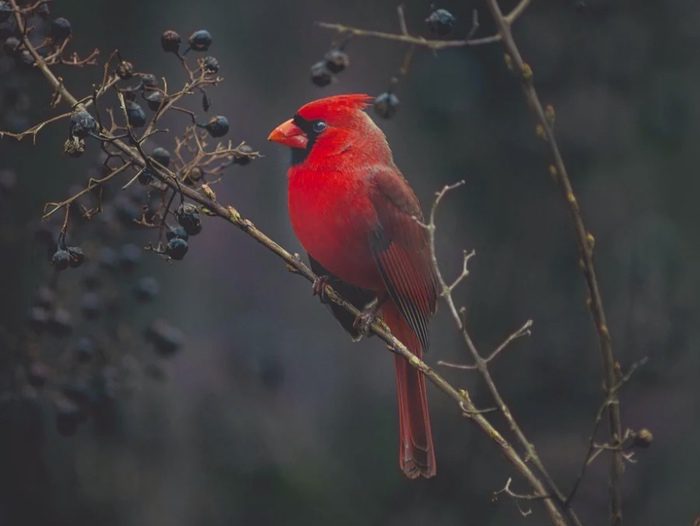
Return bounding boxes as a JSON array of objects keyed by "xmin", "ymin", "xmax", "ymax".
[{"xmin": 312, "ymin": 120, "xmax": 327, "ymax": 134}]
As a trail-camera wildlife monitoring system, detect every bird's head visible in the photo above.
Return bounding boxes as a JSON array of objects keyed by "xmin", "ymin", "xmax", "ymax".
[{"xmin": 268, "ymin": 94, "xmax": 386, "ymax": 164}]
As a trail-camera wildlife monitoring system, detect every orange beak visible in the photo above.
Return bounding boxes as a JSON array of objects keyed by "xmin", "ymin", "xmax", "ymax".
[{"xmin": 267, "ymin": 118, "xmax": 308, "ymax": 149}]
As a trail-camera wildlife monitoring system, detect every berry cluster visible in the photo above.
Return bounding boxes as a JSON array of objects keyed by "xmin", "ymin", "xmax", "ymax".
[
  {"xmin": 310, "ymin": 47, "xmax": 350, "ymax": 87},
  {"xmin": 1, "ymin": 3, "xmax": 261, "ymax": 436}
]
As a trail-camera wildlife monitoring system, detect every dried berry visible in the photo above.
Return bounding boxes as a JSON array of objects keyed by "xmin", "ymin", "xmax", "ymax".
[
  {"xmin": 51, "ymin": 248, "xmax": 71, "ymax": 271},
  {"xmin": 176, "ymin": 203, "xmax": 202, "ymax": 235},
  {"xmin": 34, "ymin": 286, "xmax": 55, "ymax": 309},
  {"xmin": 69, "ymin": 110, "xmax": 97, "ymax": 138},
  {"xmin": 324, "ymin": 49, "xmax": 349, "ymax": 74},
  {"xmin": 139, "ymin": 73, "xmax": 158, "ymax": 88},
  {"xmin": 165, "ymin": 237, "xmax": 188, "ymax": 260},
  {"xmin": 143, "ymin": 90, "xmax": 164, "ymax": 111},
  {"xmin": 310, "ymin": 61, "xmax": 333, "ymax": 87},
  {"xmin": 373, "ymin": 91, "xmax": 400, "ymax": 119},
  {"xmin": 425, "ymin": 8, "xmax": 456, "ymax": 36},
  {"xmin": 0, "ymin": 169, "xmax": 17, "ymax": 194},
  {"xmin": 80, "ymin": 292, "xmax": 102, "ymax": 319},
  {"xmin": 0, "ymin": 2, "xmax": 12, "ymax": 23},
  {"xmin": 126, "ymin": 101, "xmax": 146, "ymax": 127},
  {"xmin": 55, "ymin": 399, "xmax": 82, "ymax": 436},
  {"xmin": 166, "ymin": 225, "xmax": 189, "ymax": 241},
  {"xmin": 233, "ymin": 144, "xmax": 254, "ymax": 166},
  {"xmin": 161, "ymin": 29, "xmax": 181, "ymax": 53},
  {"xmin": 3, "ymin": 36, "xmax": 20, "ymax": 55},
  {"xmin": 202, "ymin": 55, "xmax": 219, "ymax": 73},
  {"xmin": 145, "ymin": 319, "xmax": 184, "ymax": 355},
  {"xmin": 119, "ymin": 243, "xmax": 141, "ymax": 271},
  {"xmin": 75, "ymin": 336, "xmax": 96, "ymax": 362},
  {"xmin": 48, "ymin": 308, "xmax": 73, "ymax": 336},
  {"xmin": 204, "ymin": 115, "xmax": 229, "ymax": 137},
  {"xmin": 27, "ymin": 361, "xmax": 49, "ymax": 388},
  {"xmin": 116, "ymin": 60, "xmax": 134, "ymax": 79},
  {"xmin": 67, "ymin": 246, "xmax": 85, "ymax": 268},
  {"xmin": 188, "ymin": 29, "xmax": 212, "ymax": 52},
  {"xmin": 15, "ymin": 49, "xmax": 34, "ymax": 67},
  {"xmin": 150, "ymin": 147, "xmax": 170, "ymax": 167},
  {"xmin": 134, "ymin": 276, "xmax": 160, "ymax": 302},
  {"xmin": 50, "ymin": 17, "xmax": 72, "ymax": 42}
]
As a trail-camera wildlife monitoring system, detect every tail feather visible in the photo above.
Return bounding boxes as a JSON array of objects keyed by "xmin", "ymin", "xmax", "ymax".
[{"xmin": 383, "ymin": 302, "xmax": 436, "ymax": 479}]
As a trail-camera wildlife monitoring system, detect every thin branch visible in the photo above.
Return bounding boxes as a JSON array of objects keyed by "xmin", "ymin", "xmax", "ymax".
[
  {"xmin": 421, "ymin": 181, "xmax": 580, "ymax": 526},
  {"xmin": 482, "ymin": 1, "xmax": 626, "ymax": 523}
]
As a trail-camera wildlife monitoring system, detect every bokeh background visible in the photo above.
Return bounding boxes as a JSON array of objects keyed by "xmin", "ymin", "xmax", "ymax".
[{"xmin": 1, "ymin": 0, "xmax": 699, "ymax": 524}]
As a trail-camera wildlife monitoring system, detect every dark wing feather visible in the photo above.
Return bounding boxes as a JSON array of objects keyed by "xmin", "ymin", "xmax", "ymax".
[
  {"xmin": 368, "ymin": 166, "xmax": 438, "ymax": 351},
  {"xmin": 308, "ymin": 255, "xmax": 376, "ymax": 341}
]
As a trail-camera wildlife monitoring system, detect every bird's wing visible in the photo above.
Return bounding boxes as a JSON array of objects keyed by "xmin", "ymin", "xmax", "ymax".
[{"xmin": 367, "ymin": 165, "xmax": 438, "ymax": 351}]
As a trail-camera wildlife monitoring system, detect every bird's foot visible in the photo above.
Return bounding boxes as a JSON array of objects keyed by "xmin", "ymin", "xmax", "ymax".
[
  {"xmin": 312, "ymin": 275, "xmax": 330, "ymax": 304},
  {"xmin": 353, "ymin": 299, "xmax": 380, "ymax": 338}
]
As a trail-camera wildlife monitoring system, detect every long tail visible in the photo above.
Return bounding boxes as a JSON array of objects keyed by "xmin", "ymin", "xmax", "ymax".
[{"xmin": 382, "ymin": 302, "xmax": 436, "ymax": 479}]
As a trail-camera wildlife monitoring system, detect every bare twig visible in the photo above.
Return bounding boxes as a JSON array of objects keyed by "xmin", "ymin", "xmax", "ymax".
[
  {"xmin": 481, "ymin": 1, "xmax": 626, "ymax": 523},
  {"xmin": 421, "ymin": 182, "xmax": 580, "ymax": 526}
]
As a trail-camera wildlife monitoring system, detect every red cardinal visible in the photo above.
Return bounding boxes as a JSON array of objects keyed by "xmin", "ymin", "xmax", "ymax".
[{"xmin": 268, "ymin": 94, "xmax": 438, "ymax": 479}]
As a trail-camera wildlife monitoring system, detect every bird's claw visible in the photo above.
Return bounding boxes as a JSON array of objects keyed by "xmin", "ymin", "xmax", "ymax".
[
  {"xmin": 312, "ymin": 275, "xmax": 330, "ymax": 304},
  {"xmin": 353, "ymin": 301, "xmax": 380, "ymax": 337}
]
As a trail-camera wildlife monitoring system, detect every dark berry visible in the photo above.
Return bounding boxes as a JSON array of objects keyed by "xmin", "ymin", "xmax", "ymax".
[
  {"xmin": 3, "ymin": 36, "xmax": 20, "ymax": 55},
  {"xmin": 75, "ymin": 336, "xmax": 96, "ymax": 362},
  {"xmin": 98, "ymin": 247, "xmax": 119, "ymax": 271},
  {"xmin": 28, "ymin": 307, "xmax": 49, "ymax": 332},
  {"xmin": 27, "ymin": 361, "xmax": 49, "ymax": 388},
  {"xmin": 0, "ymin": 169, "xmax": 16, "ymax": 194},
  {"xmin": 150, "ymin": 147, "xmax": 170, "ymax": 167},
  {"xmin": 204, "ymin": 115, "xmax": 229, "ymax": 138},
  {"xmin": 51, "ymin": 249, "xmax": 71, "ymax": 270},
  {"xmin": 176, "ymin": 203, "xmax": 202, "ymax": 235},
  {"xmin": 116, "ymin": 60, "xmax": 134, "ymax": 79},
  {"xmin": 34, "ymin": 286, "xmax": 55, "ymax": 309},
  {"xmin": 233, "ymin": 144, "xmax": 254, "ymax": 166},
  {"xmin": 310, "ymin": 61, "xmax": 332, "ymax": 87},
  {"xmin": 55, "ymin": 399, "xmax": 82, "ymax": 436},
  {"xmin": 324, "ymin": 49, "xmax": 349, "ymax": 74},
  {"xmin": 165, "ymin": 237, "xmax": 188, "ymax": 260},
  {"xmin": 166, "ymin": 225, "xmax": 189, "ymax": 241},
  {"xmin": 0, "ymin": 2, "xmax": 12, "ymax": 23},
  {"xmin": 202, "ymin": 55, "xmax": 219, "ymax": 73},
  {"xmin": 145, "ymin": 319, "xmax": 184, "ymax": 355},
  {"xmin": 48, "ymin": 308, "xmax": 73, "ymax": 337},
  {"xmin": 50, "ymin": 17, "xmax": 72, "ymax": 42},
  {"xmin": 188, "ymin": 29, "xmax": 212, "ymax": 52},
  {"xmin": 119, "ymin": 243, "xmax": 141, "ymax": 271},
  {"xmin": 139, "ymin": 72, "xmax": 157, "ymax": 88},
  {"xmin": 15, "ymin": 48, "xmax": 34, "ymax": 67},
  {"xmin": 161, "ymin": 29, "xmax": 181, "ymax": 53},
  {"xmin": 425, "ymin": 9, "xmax": 456, "ymax": 36},
  {"xmin": 67, "ymin": 246, "xmax": 85, "ymax": 268},
  {"xmin": 373, "ymin": 92, "xmax": 400, "ymax": 119},
  {"xmin": 134, "ymin": 276, "xmax": 159, "ymax": 302},
  {"xmin": 125, "ymin": 101, "xmax": 146, "ymax": 128},
  {"xmin": 138, "ymin": 168, "xmax": 155, "ymax": 185},
  {"xmin": 143, "ymin": 90, "xmax": 164, "ymax": 111},
  {"xmin": 80, "ymin": 292, "xmax": 101, "ymax": 319},
  {"xmin": 69, "ymin": 110, "xmax": 97, "ymax": 138}
]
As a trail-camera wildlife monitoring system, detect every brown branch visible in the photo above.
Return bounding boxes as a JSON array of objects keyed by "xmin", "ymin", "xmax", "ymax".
[
  {"xmin": 482, "ymin": 1, "xmax": 626, "ymax": 523},
  {"xmin": 420, "ymin": 182, "xmax": 580, "ymax": 526}
]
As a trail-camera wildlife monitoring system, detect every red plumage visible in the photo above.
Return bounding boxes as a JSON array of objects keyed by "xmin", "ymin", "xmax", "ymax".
[{"xmin": 269, "ymin": 94, "xmax": 437, "ymax": 478}]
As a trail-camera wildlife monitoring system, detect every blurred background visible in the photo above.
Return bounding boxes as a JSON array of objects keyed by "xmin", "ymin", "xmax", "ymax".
[{"xmin": 1, "ymin": 0, "xmax": 698, "ymax": 524}]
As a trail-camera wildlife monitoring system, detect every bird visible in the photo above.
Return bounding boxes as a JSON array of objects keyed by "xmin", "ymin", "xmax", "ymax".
[{"xmin": 268, "ymin": 94, "xmax": 438, "ymax": 479}]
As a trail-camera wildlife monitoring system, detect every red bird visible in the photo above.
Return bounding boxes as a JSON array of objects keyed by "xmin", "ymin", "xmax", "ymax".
[{"xmin": 268, "ymin": 94, "xmax": 438, "ymax": 479}]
